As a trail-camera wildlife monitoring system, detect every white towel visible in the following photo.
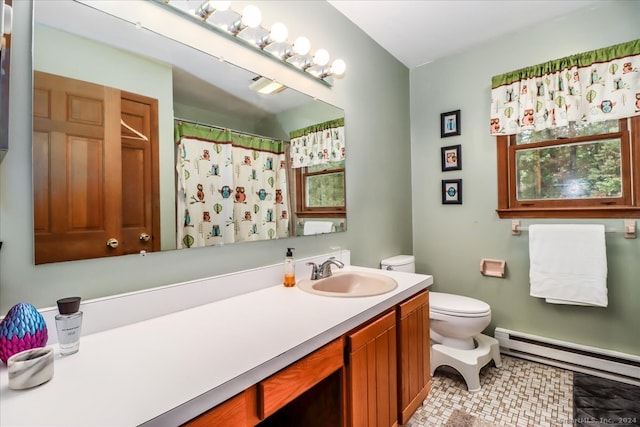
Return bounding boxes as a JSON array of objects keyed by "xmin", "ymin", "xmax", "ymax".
[
  {"xmin": 303, "ymin": 221, "xmax": 335, "ymax": 235},
  {"xmin": 529, "ymin": 224, "xmax": 608, "ymax": 307}
]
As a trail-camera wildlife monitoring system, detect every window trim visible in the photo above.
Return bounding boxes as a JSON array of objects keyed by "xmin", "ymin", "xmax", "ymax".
[
  {"xmin": 294, "ymin": 165, "xmax": 346, "ymax": 218},
  {"xmin": 496, "ymin": 116, "xmax": 640, "ymax": 219}
]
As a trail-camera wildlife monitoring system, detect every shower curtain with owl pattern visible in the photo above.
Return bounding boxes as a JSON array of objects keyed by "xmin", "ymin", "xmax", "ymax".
[{"xmin": 175, "ymin": 122, "xmax": 290, "ymax": 248}]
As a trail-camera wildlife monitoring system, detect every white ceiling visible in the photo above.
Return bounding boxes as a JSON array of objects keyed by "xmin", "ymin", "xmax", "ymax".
[{"xmin": 327, "ymin": 0, "xmax": 612, "ymax": 69}]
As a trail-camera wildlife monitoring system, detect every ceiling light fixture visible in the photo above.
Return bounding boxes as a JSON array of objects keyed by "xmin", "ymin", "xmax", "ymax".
[
  {"xmin": 161, "ymin": 0, "xmax": 346, "ymax": 84},
  {"xmin": 249, "ymin": 76, "xmax": 286, "ymax": 95}
]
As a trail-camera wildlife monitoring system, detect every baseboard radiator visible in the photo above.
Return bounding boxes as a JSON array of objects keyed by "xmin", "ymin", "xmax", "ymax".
[{"xmin": 494, "ymin": 327, "xmax": 640, "ymax": 386}]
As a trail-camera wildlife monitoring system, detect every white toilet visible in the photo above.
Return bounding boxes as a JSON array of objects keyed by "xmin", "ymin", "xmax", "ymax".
[
  {"xmin": 381, "ymin": 255, "xmax": 502, "ymax": 393},
  {"xmin": 429, "ymin": 292, "xmax": 491, "ymax": 350}
]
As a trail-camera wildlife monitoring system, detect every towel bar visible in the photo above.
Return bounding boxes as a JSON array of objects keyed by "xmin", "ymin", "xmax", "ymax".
[{"xmin": 511, "ymin": 219, "xmax": 636, "ymax": 239}]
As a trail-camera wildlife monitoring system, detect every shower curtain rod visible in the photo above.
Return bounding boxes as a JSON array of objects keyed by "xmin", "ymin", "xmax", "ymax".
[{"xmin": 174, "ymin": 117, "xmax": 287, "ymax": 143}]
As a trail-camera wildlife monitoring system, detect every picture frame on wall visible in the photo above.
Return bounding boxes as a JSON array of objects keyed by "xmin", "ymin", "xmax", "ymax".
[
  {"xmin": 440, "ymin": 110, "xmax": 461, "ymax": 138},
  {"xmin": 441, "ymin": 144, "xmax": 462, "ymax": 171},
  {"xmin": 442, "ymin": 179, "xmax": 462, "ymax": 204}
]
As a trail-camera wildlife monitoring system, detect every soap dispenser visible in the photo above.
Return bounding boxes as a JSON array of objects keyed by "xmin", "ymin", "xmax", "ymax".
[{"xmin": 284, "ymin": 247, "xmax": 296, "ymax": 287}]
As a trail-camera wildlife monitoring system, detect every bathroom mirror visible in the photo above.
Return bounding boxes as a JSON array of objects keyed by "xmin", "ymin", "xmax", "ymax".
[{"xmin": 32, "ymin": 0, "xmax": 346, "ymax": 264}]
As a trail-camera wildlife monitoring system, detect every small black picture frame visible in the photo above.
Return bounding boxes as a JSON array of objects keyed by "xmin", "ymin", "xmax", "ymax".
[
  {"xmin": 442, "ymin": 179, "xmax": 462, "ymax": 204},
  {"xmin": 441, "ymin": 144, "xmax": 462, "ymax": 171},
  {"xmin": 440, "ymin": 110, "xmax": 461, "ymax": 138}
]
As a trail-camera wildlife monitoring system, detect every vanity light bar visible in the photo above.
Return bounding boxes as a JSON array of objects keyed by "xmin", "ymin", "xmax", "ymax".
[{"xmin": 162, "ymin": 0, "xmax": 346, "ymax": 83}]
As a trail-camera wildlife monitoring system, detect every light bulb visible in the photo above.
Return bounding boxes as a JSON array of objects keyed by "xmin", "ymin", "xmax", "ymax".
[
  {"xmin": 241, "ymin": 5, "xmax": 262, "ymax": 28},
  {"xmin": 270, "ymin": 22, "xmax": 288, "ymax": 43},
  {"xmin": 313, "ymin": 49, "xmax": 330, "ymax": 66},
  {"xmin": 292, "ymin": 36, "xmax": 310, "ymax": 55},
  {"xmin": 330, "ymin": 59, "xmax": 346, "ymax": 76}
]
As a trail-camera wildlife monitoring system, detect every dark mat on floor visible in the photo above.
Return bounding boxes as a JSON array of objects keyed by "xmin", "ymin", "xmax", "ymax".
[
  {"xmin": 444, "ymin": 409, "xmax": 497, "ymax": 427},
  {"xmin": 573, "ymin": 372, "xmax": 640, "ymax": 426}
]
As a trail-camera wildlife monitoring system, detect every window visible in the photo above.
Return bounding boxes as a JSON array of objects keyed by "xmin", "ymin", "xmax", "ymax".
[
  {"xmin": 295, "ymin": 160, "xmax": 346, "ymax": 218},
  {"xmin": 496, "ymin": 116, "xmax": 640, "ymax": 218}
]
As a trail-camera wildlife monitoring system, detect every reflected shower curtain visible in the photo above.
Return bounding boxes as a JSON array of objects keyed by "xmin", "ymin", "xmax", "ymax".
[{"xmin": 175, "ymin": 122, "xmax": 290, "ymax": 248}]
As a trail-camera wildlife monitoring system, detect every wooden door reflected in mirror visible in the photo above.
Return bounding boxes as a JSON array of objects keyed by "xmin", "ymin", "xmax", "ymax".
[{"xmin": 33, "ymin": 71, "xmax": 159, "ymax": 264}]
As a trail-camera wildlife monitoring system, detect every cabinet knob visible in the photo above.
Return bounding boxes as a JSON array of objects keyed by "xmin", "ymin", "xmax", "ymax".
[
  {"xmin": 139, "ymin": 233, "xmax": 150, "ymax": 242},
  {"xmin": 106, "ymin": 238, "xmax": 119, "ymax": 248}
]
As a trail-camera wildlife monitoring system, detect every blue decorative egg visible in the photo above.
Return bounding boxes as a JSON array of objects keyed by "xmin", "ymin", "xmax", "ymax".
[{"xmin": 0, "ymin": 303, "xmax": 48, "ymax": 364}]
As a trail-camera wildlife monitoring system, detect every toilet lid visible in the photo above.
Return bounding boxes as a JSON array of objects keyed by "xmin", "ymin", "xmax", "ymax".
[{"xmin": 430, "ymin": 292, "xmax": 491, "ymax": 316}]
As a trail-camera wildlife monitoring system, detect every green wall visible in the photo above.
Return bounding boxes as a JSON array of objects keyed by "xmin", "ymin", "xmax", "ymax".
[
  {"xmin": 410, "ymin": 1, "xmax": 640, "ymax": 355},
  {"xmin": 0, "ymin": 1, "xmax": 412, "ymax": 312}
]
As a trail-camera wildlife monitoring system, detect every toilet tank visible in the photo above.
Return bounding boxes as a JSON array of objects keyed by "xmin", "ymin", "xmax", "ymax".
[{"xmin": 380, "ymin": 255, "xmax": 415, "ymax": 273}]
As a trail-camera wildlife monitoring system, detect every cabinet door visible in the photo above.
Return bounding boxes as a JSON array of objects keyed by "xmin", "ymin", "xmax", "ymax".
[
  {"xmin": 347, "ymin": 310, "xmax": 398, "ymax": 427},
  {"xmin": 397, "ymin": 290, "xmax": 430, "ymax": 424}
]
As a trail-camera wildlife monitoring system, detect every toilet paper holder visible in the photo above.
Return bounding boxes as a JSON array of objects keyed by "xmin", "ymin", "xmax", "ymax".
[{"xmin": 480, "ymin": 259, "xmax": 505, "ymax": 278}]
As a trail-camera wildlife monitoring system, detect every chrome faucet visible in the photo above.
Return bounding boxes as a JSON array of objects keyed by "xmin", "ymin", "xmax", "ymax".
[{"xmin": 306, "ymin": 257, "xmax": 345, "ymax": 280}]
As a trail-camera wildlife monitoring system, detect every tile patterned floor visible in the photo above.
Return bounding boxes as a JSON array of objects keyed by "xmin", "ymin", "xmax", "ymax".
[{"xmin": 407, "ymin": 355, "xmax": 575, "ymax": 427}]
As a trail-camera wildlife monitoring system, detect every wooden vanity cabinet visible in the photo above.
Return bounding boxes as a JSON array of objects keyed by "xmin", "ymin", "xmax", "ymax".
[
  {"xmin": 183, "ymin": 339, "xmax": 344, "ymax": 427},
  {"xmin": 257, "ymin": 338, "xmax": 344, "ymax": 420},
  {"xmin": 184, "ymin": 387, "xmax": 259, "ymax": 427},
  {"xmin": 346, "ymin": 310, "xmax": 398, "ymax": 427},
  {"xmin": 397, "ymin": 290, "xmax": 430, "ymax": 425},
  {"xmin": 184, "ymin": 290, "xmax": 430, "ymax": 427}
]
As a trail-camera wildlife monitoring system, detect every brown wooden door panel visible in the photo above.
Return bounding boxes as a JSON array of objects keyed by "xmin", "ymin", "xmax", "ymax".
[
  {"xmin": 67, "ymin": 135, "xmax": 106, "ymax": 230},
  {"xmin": 120, "ymin": 93, "xmax": 160, "ymax": 254},
  {"xmin": 349, "ymin": 346, "xmax": 369, "ymax": 427},
  {"xmin": 32, "ymin": 130, "xmax": 50, "ymax": 233},
  {"xmin": 121, "ymin": 145, "xmax": 146, "ymax": 226},
  {"xmin": 33, "ymin": 71, "xmax": 122, "ymax": 264}
]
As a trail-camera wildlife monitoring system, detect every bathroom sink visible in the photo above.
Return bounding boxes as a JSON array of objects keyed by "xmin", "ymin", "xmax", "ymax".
[{"xmin": 298, "ymin": 271, "xmax": 398, "ymax": 297}]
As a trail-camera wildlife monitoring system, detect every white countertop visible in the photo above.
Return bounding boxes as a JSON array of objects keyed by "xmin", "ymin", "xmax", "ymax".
[{"xmin": 0, "ymin": 266, "xmax": 432, "ymax": 426}]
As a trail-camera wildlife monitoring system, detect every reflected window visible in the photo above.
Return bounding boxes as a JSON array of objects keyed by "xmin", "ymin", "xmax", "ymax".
[{"xmin": 296, "ymin": 160, "xmax": 346, "ymax": 216}]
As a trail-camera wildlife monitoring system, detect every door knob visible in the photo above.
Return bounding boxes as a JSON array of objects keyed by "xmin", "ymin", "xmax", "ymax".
[
  {"xmin": 139, "ymin": 233, "xmax": 150, "ymax": 242},
  {"xmin": 106, "ymin": 238, "xmax": 119, "ymax": 248}
]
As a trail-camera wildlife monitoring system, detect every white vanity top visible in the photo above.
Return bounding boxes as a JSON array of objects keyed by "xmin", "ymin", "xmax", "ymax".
[{"xmin": 0, "ymin": 264, "xmax": 432, "ymax": 426}]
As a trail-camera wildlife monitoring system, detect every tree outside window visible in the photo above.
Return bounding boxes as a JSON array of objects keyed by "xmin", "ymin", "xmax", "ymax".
[{"xmin": 496, "ymin": 117, "xmax": 640, "ymax": 218}]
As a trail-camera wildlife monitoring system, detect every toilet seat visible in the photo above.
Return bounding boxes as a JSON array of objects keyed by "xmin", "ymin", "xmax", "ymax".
[
  {"xmin": 428, "ymin": 292, "xmax": 499, "ymax": 392},
  {"xmin": 430, "ymin": 292, "xmax": 491, "ymax": 318}
]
